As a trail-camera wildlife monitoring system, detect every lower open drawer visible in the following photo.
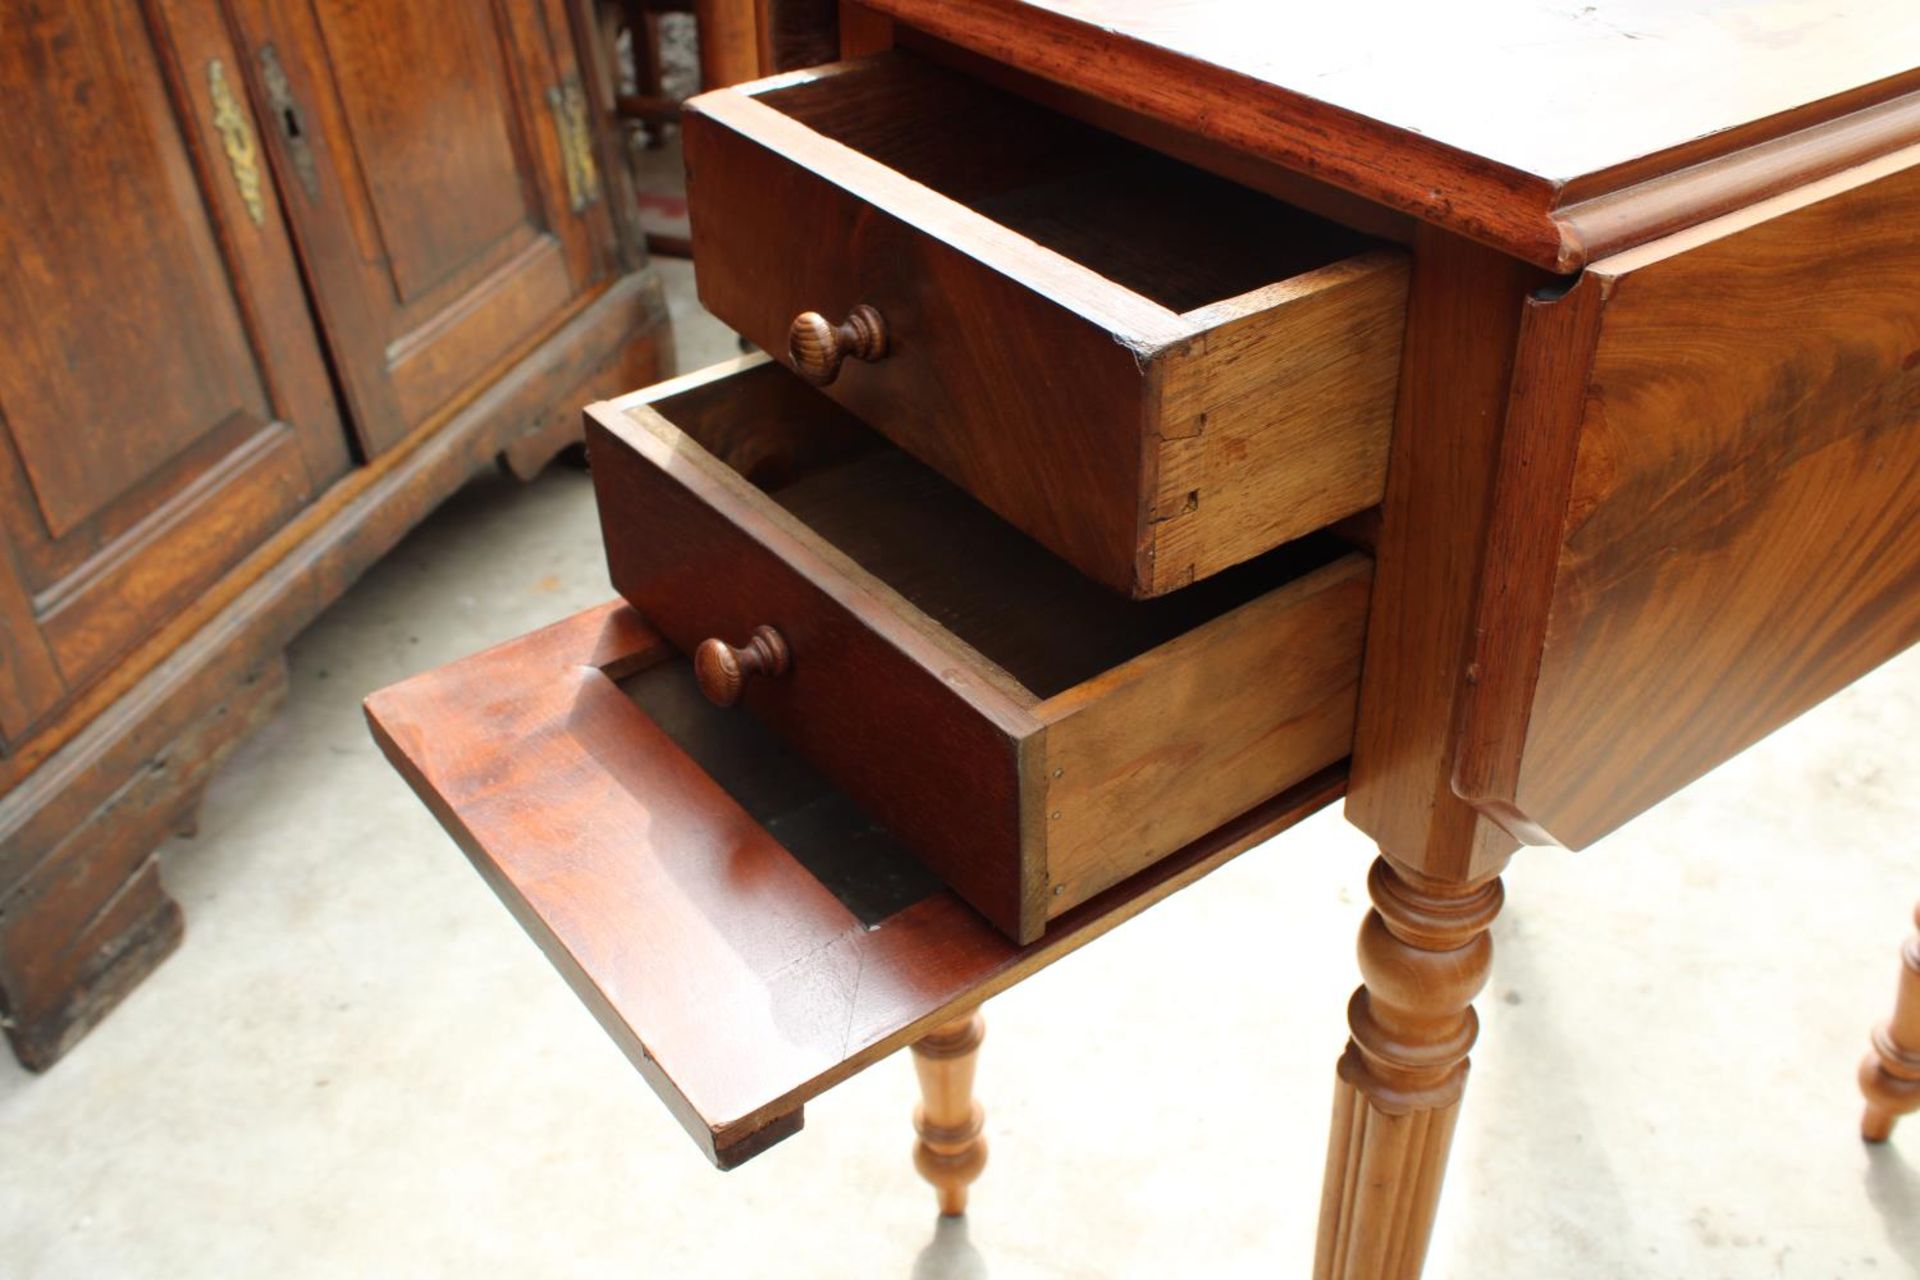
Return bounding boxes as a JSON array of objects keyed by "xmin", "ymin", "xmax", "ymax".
[
  {"xmin": 586, "ymin": 356, "xmax": 1371, "ymax": 942},
  {"xmin": 365, "ymin": 603, "xmax": 1342, "ymax": 1167}
]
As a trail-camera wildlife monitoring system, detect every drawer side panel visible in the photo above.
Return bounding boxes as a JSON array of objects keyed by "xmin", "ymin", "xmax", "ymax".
[
  {"xmin": 1037, "ymin": 553, "xmax": 1372, "ymax": 912},
  {"xmin": 1147, "ymin": 254, "xmax": 1409, "ymax": 592}
]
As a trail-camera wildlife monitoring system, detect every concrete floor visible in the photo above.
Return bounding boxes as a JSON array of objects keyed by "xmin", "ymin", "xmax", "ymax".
[{"xmin": 4, "ymin": 257, "xmax": 1918, "ymax": 1279}]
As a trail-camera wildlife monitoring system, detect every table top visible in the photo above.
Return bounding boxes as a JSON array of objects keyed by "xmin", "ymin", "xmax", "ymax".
[{"xmin": 872, "ymin": 0, "xmax": 1920, "ymax": 268}]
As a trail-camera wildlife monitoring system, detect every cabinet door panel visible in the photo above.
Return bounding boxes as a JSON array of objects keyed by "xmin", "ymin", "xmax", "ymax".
[
  {"xmin": 0, "ymin": 0, "xmax": 351, "ymax": 740},
  {"xmin": 315, "ymin": 0, "xmax": 535, "ymax": 302},
  {"xmin": 0, "ymin": 40, "xmax": 261, "ymax": 542},
  {"xmin": 236, "ymin": 0, "xmax": 616, "ymax": 455}
]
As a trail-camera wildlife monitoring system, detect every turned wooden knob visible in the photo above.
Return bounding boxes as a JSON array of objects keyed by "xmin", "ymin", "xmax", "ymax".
[
  {"xmin": 693, "ymin": 625, "xmax": 790, "ymax": 707},
  {"xmin": 787, "ymin": 304, "xmax": 887, "ymax": 385}
]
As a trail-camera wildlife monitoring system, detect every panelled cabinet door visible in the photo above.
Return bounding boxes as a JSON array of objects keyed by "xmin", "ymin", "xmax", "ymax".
[
  {"xmin": 0, "ymin": 0, "xmax": 352, "ymax": 743},
  {"xmin": 230, "ymin": 0, "xmax": 618, "ymax": 455}
]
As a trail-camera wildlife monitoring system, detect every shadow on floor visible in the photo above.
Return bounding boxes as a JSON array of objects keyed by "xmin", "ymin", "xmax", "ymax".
[
  {"xmin": 912, "ymin": 1214, "xmax": 988, "ymax": 1280},
  {"xmin": 1865, "ymin": 1140, "xmax": 1920, "ymax": 1271}
]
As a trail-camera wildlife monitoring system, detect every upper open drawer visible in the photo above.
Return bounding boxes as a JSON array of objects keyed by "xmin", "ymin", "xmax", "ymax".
[{"xmin": 683, "ymin": 51, "xmax": 1410, "ymax": 598}]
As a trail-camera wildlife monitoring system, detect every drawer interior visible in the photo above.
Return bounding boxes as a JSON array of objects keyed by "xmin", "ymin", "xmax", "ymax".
[
  {"xmin": 689, "ymin": 52, "xmax": 1408, "ymax": 598},
  {"xmin": 753, "ymin": 54, "xmax": 1376, "ymax": 316},
  {"xmin": 655, "ymin": 359, "xmax": 1349, "ymax": 701},
  {"xmin": 624, "ymin": 654, "xmax": 943, "ymax": 927}
]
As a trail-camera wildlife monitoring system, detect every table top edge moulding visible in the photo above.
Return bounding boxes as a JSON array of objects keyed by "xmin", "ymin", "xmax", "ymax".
[
  {"xmin": 866, "ymin": 0, "xmax": 1920, "ymax": 270},
  {"xmin": 364, "ymin": 601, "xmax": 1344, "ymax": 1169}
]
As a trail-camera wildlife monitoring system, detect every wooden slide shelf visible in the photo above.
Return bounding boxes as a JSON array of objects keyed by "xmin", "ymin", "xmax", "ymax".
[{"xmin": 366, "ymin": 601, "xmax": 1342, "ymax": 1167}]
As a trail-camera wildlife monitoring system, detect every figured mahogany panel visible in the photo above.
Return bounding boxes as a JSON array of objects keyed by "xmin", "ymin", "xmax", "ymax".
[
  {"xmin": 1456, "ymin": 147, "xmax": 1920, "ymax": 848},
  {"xmin": 364, "ymin": 601, "xmax": 1344, "ymax": 1167},
  {"xmin": 865, "ymin": 0, "xmax": 1920, "ymax": 269},
  {"xmin": 0, "ymin": 0, "xmax": 349, "ymax": 731}
]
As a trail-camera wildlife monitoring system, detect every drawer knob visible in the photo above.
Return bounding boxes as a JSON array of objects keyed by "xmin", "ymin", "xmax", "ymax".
[
  {"xmin": 788, "ymin": 305, "xmax": 887, "ymax": 386},
  {"xmin": 693, "ymin": 625, "xmax": 790, "ymax": 707}
]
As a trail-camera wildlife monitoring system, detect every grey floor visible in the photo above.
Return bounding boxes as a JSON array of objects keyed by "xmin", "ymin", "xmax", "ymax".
[{"xmin": 4, "ymin": 257, "xmax": 1917, "ymax": 1279}]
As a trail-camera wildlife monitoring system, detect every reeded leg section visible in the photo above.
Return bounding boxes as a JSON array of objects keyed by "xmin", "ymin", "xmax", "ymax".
[
  {"xmin": 1860, "ymin": 901, "xmax": 1920, "ymax": 1142},
  {"xmin": 911, "ymin": 1009, "xmax": 987, "ymax": 1216},
  {"xmin": 1314, "ymin": 854, "xmax": 1507, "ymax": 1280}
]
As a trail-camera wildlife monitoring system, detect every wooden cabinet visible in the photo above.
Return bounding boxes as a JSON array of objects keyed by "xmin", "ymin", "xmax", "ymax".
[
  {"xmin": 0, "ymin": 0, "xmax": 671, "ymax": 1070},
  {"xmin": 0, "ymin": 0, "xmax": 351, "ymax": 733}
]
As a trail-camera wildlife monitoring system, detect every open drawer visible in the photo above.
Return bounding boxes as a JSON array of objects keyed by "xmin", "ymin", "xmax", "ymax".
[
  {"xmin": 585, "ymin": 356, "xmax": 1371, "ymax": 942},
  {"xmin": 365, "ymin": 601, "xmax": 1344, "ymax": 1166},
  {"xmin": 683, "ymin": 51, "xmax": 1409, "ymax": 597}
]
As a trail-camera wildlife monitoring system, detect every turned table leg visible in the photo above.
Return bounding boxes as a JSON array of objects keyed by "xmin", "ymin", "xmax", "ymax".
[
  {"xmin": 1315, "ymin": 853, "xmax": 1507, "ymax": 1280},
  {"xmin": 1860, "ymin": 901, "xmax": 1920, "ymax": 1142},
  {"xmin": 911, "ymin": 1009, "xmax": 987, "ymax": 1216}
]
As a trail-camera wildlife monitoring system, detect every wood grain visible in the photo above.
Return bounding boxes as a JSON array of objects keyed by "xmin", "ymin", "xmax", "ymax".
[
  {"xmin": 0, "ymin": 275, "xmax": 669, "ymax": 1070},
  {"xmin": 685, "ymin": 52, "xmax": 1404, "ymax": 595},
  {"xmin": 1860, "ymin": 902, "xmax": 1920, "ymax": 1143},
  {"xmin": 1149, "ymin": 257, "xmax": 1407, "ymax": 590},
  {"xmin": 694, "ymin": 0, "xmax": 767, "ymax": 86},
  {"xmin": 228, "ymin": 0, "xmax": 616, "ymax": 453},
  {"xmin": 588, "ymin": 357, "xmax": 1367, "ymax": 936},
  {"xmin": 0, "ymin": 657, "xmax": 286, "ymax": 1070},
  {"xmin": 862, "ymin": 0, "xmax": 1920, "ymax": 269},
  {"xmin": 0, "ymin": 0, "xmax": 349, "ymax": 721},
  {"xmin": 588, "ymin": 365, "xmax": 1045, "ymax": 939},
  {"xmin": 1343, "ymin": 226, "xmax": 1543, "ymax": 882},
  {"xmin": 1456, "ymin": 146, "xmax": 1920, "ymax": 849},
  {"xmin": 911, "ymin": 1011, "xmax": 988, "ymax": 1215},
  {"xmin": 1315, "ymin": 854, "xmax": 1507, "ymax": 1280},
  {"xmin": 0, "ymin": 0, "xmax": 663, "ymax": 1069},
  {"xmin": 904, "ymin": 32, "xmax": 1416, "ymax": 250},
  {"xmin": 1448, "ymin": 280, "xmax": 1609, "ymax": 838},
  {"xmin": 766, "ymin": 442, "xmax": 1347, "ymax": 700},
  {"xmin": 365, "ymin": 600, "xmax": 1346, "ymax": 1166},
  {"xmin": 1036, "ymin": 555, "xmax": 1370, "ymax": 912},
  {"xmin": 314, "ymin": 0, "xmax": 529, "ymax": 301},
  {"xmin": 838, "ymin": 0, "xmax": 895, "ymax": 57},
  {"xmin": 761, "ymin": 0, "xmax": 842, "ymax": 73}
]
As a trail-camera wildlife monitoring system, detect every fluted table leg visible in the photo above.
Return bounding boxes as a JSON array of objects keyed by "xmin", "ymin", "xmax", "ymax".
[
  {"xmin": 912, "ymin": 1009, "xmax": 988, "ymax": 1216},
  {"xmin": 1861, "ymin": 901, "xmax": 1920, "ymax": 1142},
  {"xmin": 1314, "ymin": 853, "xmax": 1507, "ymax": 1280}
]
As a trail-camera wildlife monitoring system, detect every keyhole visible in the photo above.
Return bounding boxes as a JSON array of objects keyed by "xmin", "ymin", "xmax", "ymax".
[{"xmin": 282, "ymin": 108, "xmax": 301, "ymax": 139}]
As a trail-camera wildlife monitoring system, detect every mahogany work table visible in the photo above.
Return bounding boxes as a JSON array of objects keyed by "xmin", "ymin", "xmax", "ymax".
[{"xmin": 368, "ymin": 4, "xmax": 1920, "ymax": 1276}]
